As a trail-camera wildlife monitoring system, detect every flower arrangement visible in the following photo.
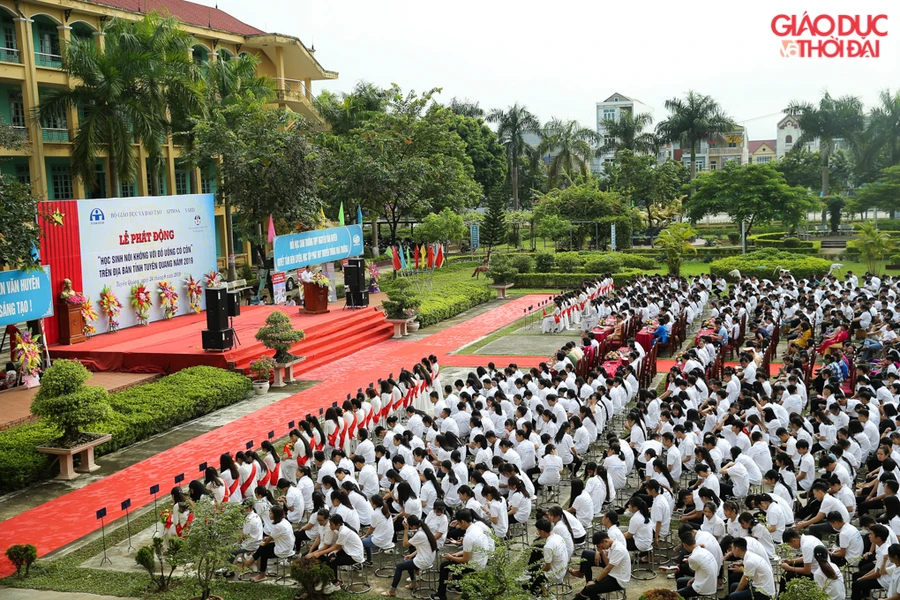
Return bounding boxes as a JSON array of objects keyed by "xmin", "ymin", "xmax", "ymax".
[
  {"xmin": 204, "ymin": 270, "xmax": 222, "ymax": 288},
  {"xmin": 157, "ymin": 281, "xmax": 178, "ymax": 319},
  {"xmin": 637, "ymin": 590, "xmax": 684, "ymax": 600},
  {"xmin": 249, "ymin": 357, "xmax": 276, "ymax": 381},
  {"xmin": 98, "ymin": 286, "xmax": 123, "ymax": 332},
  {"xmin": 131, "ymin": 283, "xmax": 151, "ymax": 325},
  {"xmin": 13, "ymin": 331, "xmax": 42, "ymax": 377},
  {"xmin": 159, "ymin": 508, "xmax": 171, "ymax": 526},
  {"xmin": 604, "ymin": 316, "xmax": 616, "ymax": 326},
  {"xmin": 368, "ymin": 263, "xmax": 380, "ymax": 293},
  {"xmin": 310, "ymin": 271, "xmax": 330, "ymax": 288},
  {"xmin": 184, "ymin": 276, "xmax": 202, "ymax": 314},
  {"xmin": 81, "ymin": 297, "xmax": 98, "ymax": 337},
  {"xmin": 645, "ymin": 318, "xmax": 654, "ymax": 326},
  {"xmin": 64, "ymin": 292, "xmax": 88, "ymax": 306},
  {"xmin": 605, "ymin": 351, "xmax": 619, "ymax": 360},
  {"xmin": 702, "ymin": 318, "xmax": 716, "ymax": 329},
  {"xmin": 674, "ymin": 352, "xmax": 685, "ymax": 364}
]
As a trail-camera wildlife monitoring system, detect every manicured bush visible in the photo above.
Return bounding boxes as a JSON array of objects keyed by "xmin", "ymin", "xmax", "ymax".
[
  {"xmin": 254, "ymin": 311, "xmax": 305, "ymax": 362},
  {"xmin": 535, "ymin": 252, "xmax": 554, "ymax": 272},
  {"xmin": 5, "ymin": 544, "xmax": 37, "ymax": 577},
  {"xmin": 709, "ymin": 249, "xmax": 832, "ymax": 282},
  {"xmin": 554, "ymin": 252, "xmax": 584, "ymax": 272},
  {"xmin": 416, "ymin": 282, "xmax": 493, "ymax": 327},
  {"xmin": 782, "ymin": 237, "xmax": 801, "ymax": 248},
  {"xmin": 511, "ymin": 269, "xmax": 642, "ymax": 289},
  {"xmin": 748, "ymin": 232, "xmax": 818, "ymax": 249},
  {"xmin": 486, "ymin": 255, "xmax": 518, "ymax": 286},
  {"xmin": 30, "ymin": 359, "xmax": 112, "ymax": 445},
  {"xmin": 0, "ymin": 366, "xmax": 252, "ymax": 492},
  {"xmin": 727, "ymin": 232, "xmax": 741, "ymax": 245},
  {"xmin": 507, "ymin": 254, "xmax": 535, "ymax": 274},
  {"xmin": 583, "ymin": 255, "xmax": 623, "ymax": 274},
  {"xmin": 616, "ymin": 254, "xmax": 657, "ymax": 269}
]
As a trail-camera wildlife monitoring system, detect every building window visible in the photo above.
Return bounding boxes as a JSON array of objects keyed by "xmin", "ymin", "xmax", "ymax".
[
  {"xmin": 15, "ymin": 163, "xmax": 29, "ymax": 185},
  {"xmin": 120, "ymin": 180, "xmax": 136, "ymax": 198},
  {"xmin": 785, "ymin": 135, "xmax": 793, "ymax": 144},
  {"xmin": 727, "ymin": 142, "xmax": 737, "ymax": 148},
  {"xmin": 8, "ymin": 91, "xmax": 24, "ymax": 127},
  {"xmin": 146, "ymin": 171, "xmax": 164, "ymax": 195},
  {"xmin": 51, "ymin": 165, "xmax": 71, "ymax": 200},
  {"xmin": 602, "ymin": 108, "xmax": 615, "ymax": 122},
  {"xmin": 756, "ymin": 155, "xmax": 773, "ymax": 164},
  {"xmin": 201, "ymin": 177, "xmax": 211, "ymax": 194},
  {"xmin": 175, "ymin": 171, "xmax": 188, "ymax": 195},
  {"xmin": 710, "ymin": 162, "xmax": 717, "ymax": 171}
]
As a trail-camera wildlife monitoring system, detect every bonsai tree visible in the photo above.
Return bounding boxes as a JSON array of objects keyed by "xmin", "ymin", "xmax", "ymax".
[
  {"xmin": 4, "ymin": 544, "xmax": 37, "ymax": 578},
  {"xmin": 30, "ymin": 359, "xmax": 111, "ymax": 446},
  {"xmin": 248, "ymin": 356, "xmax": 276, "ymax": 382},
  {"xmin": 655, "ymin": 222, "xmax": 697, "ymax": 276},
  {"xmin": 486, "ymin": 255, "xmax": 519, "ymax": 286},
  {"xmin": 290, "ymin": 555, "xmax": 335, "ymax": 600},
  {"xmin": 181, "ymin": 501, "xmax": 244, "ymax": 600},
  {"xmin": 381, "ymin": 277, "xmax": 421, "ymax": 320},
  {"xmin": 254, "ymin": 310, "xmax": 305, "ymax": 363},
  {"xmin": 135, "ymin": 537, "xmax": 183, "ymax": 592}
]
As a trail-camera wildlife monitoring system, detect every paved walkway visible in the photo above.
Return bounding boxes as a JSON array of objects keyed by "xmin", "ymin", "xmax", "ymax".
[
  {"xmin": 0, "ymin": 591, "xmax": 138, "ymax": 600},
  {"xmin": 0, "ymin": 295, "xmax": 543, "ymax": 577}
]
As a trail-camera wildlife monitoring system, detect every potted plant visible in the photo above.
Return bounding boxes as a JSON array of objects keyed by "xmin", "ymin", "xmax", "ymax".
[
  {"xmin": 382, "ymin": 278, "xmax": 421, "ymax": 338},
  {"xmin": 31, "ymin": 359, "xmax": 113, "ymax": 479},
  {"xmin": 290, "ymin": 556, "xmax": 335, "ymax": 600},
  {"xmin": 486, "ymin": 256, "xmax": 519, "ymax": 299},
  {"xmin": 254, "ymin": 311, "xmax": 305, "ymax": 364},
  {"xmin": 248, "ymin": 357, "xmax": 275, "ymax": 395},
  {"xmin": 135, "ymin": 537, "xmax": 183, "ymax": 592},
  {"xmin": 181, "ymin": 500, "xmax": 244, "ymax": 600}
]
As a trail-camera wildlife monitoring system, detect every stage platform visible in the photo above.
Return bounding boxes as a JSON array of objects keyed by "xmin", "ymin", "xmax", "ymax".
[{"xmin": 49, "ymin": 304, "xmax": 394, "ymax": 376}]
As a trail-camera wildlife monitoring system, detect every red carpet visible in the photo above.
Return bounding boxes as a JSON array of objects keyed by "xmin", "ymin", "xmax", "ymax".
[
  {"xmin": 0, "ymin": 295, "xmax": 545, "ymax": 576},
  {"xmin": 49, "ymin": 305, "xmax": 393, "ymax": 376}
]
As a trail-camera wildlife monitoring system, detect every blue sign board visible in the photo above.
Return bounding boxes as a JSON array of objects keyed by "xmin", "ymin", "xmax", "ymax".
[
  {"xmin": 0, "ymin": 266, "xmax": 54, "ymax": 326},
  {"xmin": 272, "ymin": 225, "xmax": 364, "ymax": 272},
  {"xmin": 470, "ymin": 224, "xmax": 480, "ymax": 250}
]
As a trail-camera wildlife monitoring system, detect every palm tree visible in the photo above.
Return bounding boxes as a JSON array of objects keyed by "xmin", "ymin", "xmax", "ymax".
[
  {"xmin": 599, "ymin": 111, "xmax": 658, "ymax": 155},
  {"xmin": 856, "ymin": 223, "xmax": 893, "ymax": 274},
  {"xmin": 784, "ymin": 92, "xmax": 864, "ymax": 197},
  {"xmin": 487, "ymin": 103, "xmax": 540, "ymax": 210},
  {"xmin": 449, "ymin": 97, "xmax": 484, "ymax": 118},
  {"xmin": 867, "ymin": 89, "xmax": 900, "ymax": 168},
  {"xmin": 313, "ymin": 81, "xmax": 388, "ymax": 135},
  {"xmin": 656, "ymin": 91, "xmax": 736, "ymax": 179},
  {"xmin": 35, "ymin": 15, "xmax": 197, "ymax": 197},
  {"xmin": 539, "ymin": 118, "xmax": 601, "ymax": 188},
  {"xmin": 655, "ymin": 222, "xmax": 697, "ymax": 276}
]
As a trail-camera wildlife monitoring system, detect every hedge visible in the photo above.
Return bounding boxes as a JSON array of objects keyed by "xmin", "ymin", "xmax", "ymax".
[
  {"xmin": 416, "ymin": 281, "xmax": 493, "ymax": 327},
  {"xmin": 748, "ymin": 232, "xmax": 820, "ymax": 250},
  {"xmin": 709, "ymin": 249, "xmax": 833, "ymax": 282},
  {"xmin": 0, "ymin": 366, "xmax": 252, "ymax": 492},
  {"xmin": 511, "ymin": 269, "xmax": 644, "ymax": 290}
]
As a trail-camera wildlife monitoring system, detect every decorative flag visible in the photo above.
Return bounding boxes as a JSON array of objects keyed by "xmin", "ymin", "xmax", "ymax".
[
  {"xmin": 357, "ymin": 205, "xmax": 363, "ymax": 225},
  {"xmin": 426, "ymin": 244, "xmax": 434, "ymax": 269},
  {"xmin": 406, "ymin": 246, "xmax": 412, "ymax": 271},
  {"xmin": 391, "ymin": 246, "xmax": 401, "ymax": 271},
  {"xmin": 267, "ymin": 215, "xmax": 276, "ymax": 243},
  {"xmin": 398, "ymin": 246, "xmax": 407, "ymax": 269},
  {"xmin": 435, "ymin": 244, "xmax": 444, "ymax": 268},
  {"xmin": 318, "ymin": 208, "xmax": 326, "ymax": 229},
  {"xmin": 413, "ymin": 245, "xmax": 420, "ymax": 270},
  {"xmin": 338, "ymin": 202, "xmax": 345, "ymax": 226}
]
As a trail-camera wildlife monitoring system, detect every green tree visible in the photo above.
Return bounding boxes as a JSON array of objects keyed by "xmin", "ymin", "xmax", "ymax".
[
  {"xmin": 480, "ymin": 195, "xmax": 508, "ymax": 252},
  {"xmin": 867, "ymin": 89, "xmax": 900, "ymax": 168},
  {"xmin": 448, "ymin": 113, "xmax": 507, "ymax": 201},
  {"xmin": 784, "ymin": 92, "xmax": 864, "ymax": 198},
  {"xmin": 35, "ymin": 13, "xmax": 199, "ymax": 197},
  {"xmin": 448, "ymin": 97, "xmax": 484, "ymax": 118},
  {"xmin": 656, "ymin": 91, "xmax": 736, "ymax": 179},
  {"xmin": 598, "ymin": 110, "xmax": 658, "ymax": 155},
  {"xmin": 851, "ymin": 165, "xmax": 900, "ymax": 214},
  {"xmin": 534, "ymin": 214, "xmax": 574, "ymax": 246},
  {"xmin": 655, "ymin": 222, "xmax": 697, "ymax": 276},
  {"xmin": 604, "ymin": 151, "xmax": 688, "ymax": 227},
  {"xmin": 189, "ymin": 99, "xmax": 322, "ymax": 263},
  {"xmin": 533, "ymin": 175, "xmax": 633, "ymax": 248},
  {"xmin": 825, "ymin": 195, "xmax": 846, "ymax": 233},
  {"xmin": 856, "ymin": 223, "xmax": 893, "ymax": 275},
  {"xmin": 413, "ymin": 207, "xmax": 467, "ymax": 245},
  {"xmin": 539, "ymin": 118, "xmax": 601, "ymax": 188},
  {"xmin": 182, "ymin": 501, "xmax": 245, "ymax": 600},
  {"xmin": 487, "ymin": 103, "xmax": 541, "ymax": 210},
  {"xmin": 0, "ymin": 179, "xmax": 49, "ymax": 270},
  {"xmin": 774, "ymin": 148, "xmax": 822, "ymax": 191},
  {"xmin": 320, "ymin": 87, "xmax": 479, "ymax": 243},
  {"xmin": 684, "ymin": 162, "xmax": 819, "ymax": 235},
  {"xmin": 312, "ymin": 81, "xmax": 388, "ymax": 135},
  {"xmin": 31, "ymin": 359, "xmax": 112, "ymax": 445}
]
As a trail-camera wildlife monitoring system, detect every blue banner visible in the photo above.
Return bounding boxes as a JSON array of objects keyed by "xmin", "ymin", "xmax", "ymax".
[
  {"xmin": 272, "ymin": 225, "xmax": 364, "ymax": 272},
  {"xmin": 0, "ymin": 266, "xmax": 54, "ymax": 326}
]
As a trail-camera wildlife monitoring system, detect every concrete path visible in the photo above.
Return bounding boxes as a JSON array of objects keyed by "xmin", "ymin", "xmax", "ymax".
[{"xmin": 0, "ymin": 591, "xmax": 138, "ymax": 600}]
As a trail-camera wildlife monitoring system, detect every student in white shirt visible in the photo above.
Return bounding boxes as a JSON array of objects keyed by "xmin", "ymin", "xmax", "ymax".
[
  {"xmin": 571, "ymin": 531, "xmax": 631, "ymax": 599},
  {"xmin": 675, "ymin": 529, "xmax": 718, "ymax": 598},
  {"xmin": 321, "ymin": 514, "xmax": 366, "ymax": 592},
  {"xmin": 361, "ymin": 495, "xmax": 395, "ymax": 564},
  {"xmin": 729, "ymin": 537, "xmax": 776, "ymax": 600},
  {"xmin": 435, "ymin": 509, "xmax": 494, "ymax": 600},
  {"xmin": 528, "ymin": 518, "xmax": 569, "ymax": 593},
  {"xmin": 384, "ymin": 515, "xmax": 439, "ymax": 596},
  {"xmin": 624, "ymin": 497, "xmax": 653, "ymax": 553},
  {"xmin": 244, "ymin": 505, "xmax": 295, "ymax": 582},
  {"xmin": 811, "ymin": 546, "xmax": 845, "ymax": 600}
]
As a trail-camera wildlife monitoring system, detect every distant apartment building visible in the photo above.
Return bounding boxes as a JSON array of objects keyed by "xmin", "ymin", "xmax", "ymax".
[
  {"xmin": 657, "ymin": 128, "xmax": 749, "ymax": 173},
  {"xmin": 749, "ymin": 140, "xmax": 777, "ymax": 164},
  {"xmin": 593, "ymin": 92, "xmax": 652, "ymax": 171}
]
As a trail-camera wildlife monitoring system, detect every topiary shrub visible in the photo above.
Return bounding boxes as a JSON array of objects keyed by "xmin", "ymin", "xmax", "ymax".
[
  {"xmin": 5, "ymin": 543, "xmax": 37, "ymax": 577},
  {"xmin": 254, "ymin": 310, "xmax": 305, "ymax": 362},
  {"xmin": 486, "ymin": 255, "xmax": 519, "ymax": 286},
  {"xmin": 727, "ymin": 232, "xmax": 741, "ymax": 246},
  {"xmin": 554, "ymin": 252, "xmax": 583, "ymax": 272},
  {"xmin": 291, "ymin": 556, "xmax": 334, "ymax": 600},
  {"xmin": 782, "ymin": 237, "xmax": 801, "ymax": 248},
  {"xmin": 507, "ymin": 254, "xmax": 535, "ymax": 274},
  {"xmin": 617, "ymin": 254, "xmax": 657, "ymax": 270},
  {"xmin": 535, "ymin": 252, "xmax": 554, "ymax": 272},
  {"xmin": 382, "ymin": 277, "xmax": 421, "ymax": 320},
  {"xmin": 709, "ymin": 249, "xmax": 832, "ymax": 281},
  {"xmin": 30, "ymin": 359, "xmax": 112, "ymax": 446},
  {"xmin": 583, "ymin": 255, "xmax": 623, "ymax": 274}
]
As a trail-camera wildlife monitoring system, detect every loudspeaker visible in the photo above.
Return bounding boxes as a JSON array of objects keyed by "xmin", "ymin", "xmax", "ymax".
[
  {"xmin": 347, "ymin": 258, "xmax": 366, "ymax": 291},
  {"xmin": 202, "ymin": 328, "xmax": 234, "ymax": 351},
  {"xmin": 344, "ymin": 264, "xmax": 361, "ymax": 294},
  {"xmin": 205, "ymin": 288, "xmax": 228, "ymax": 331},
  {"xmin": 345, "ymin": 290, "xmax": 369, "ymax": 308},
  {"xmin": 227, "ymin": 291, "xmax": 241, "ymax": 317}
]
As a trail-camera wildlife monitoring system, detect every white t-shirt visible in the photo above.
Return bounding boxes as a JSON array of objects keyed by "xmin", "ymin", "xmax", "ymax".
[
  {"xmin": 688, "ymin": 546, "xmax": 718, "ymax": 595},
  {"xmin": 819, "ymin": 493, "xmax": 850, "ymax": 524},
  {"xmin": 651, "ymin": 494, "xmax": 672, "ymax": 537},
  {"xmin": 813, "ymin": 563, "xmax": 845, "ymax": 600},
  {"xmin": 411, "ymin": 529, "xmax": 436, "ymax": 570},
  {"xmin": 271, "ymin": 519, "xmax": 296, "ymax": 556},
  {"xmin": 543, "ymin": 533, "xmax": 569, "ymax": 583},
  {"xmin": 572, "ymin": 492, "xmax": 594, "ymax": 530},
  {"xmin": 607, "ymin": 540, "xmax": 632, "ymax": 586},
  {"xmin": 627, "ymin": 512, "xmax": 653, "ymax": 552},
  {"xmin": 742, "ymin": 550, "xmax": 776, "ymax": 598},
  {"xmin": 369, "ymin": 510, "xmax": 395, "ymax": 550},
  {"xmin": 463, "ymin": 523, "xmax": 494, "ymax": 569},
  {"xmin": 337, "ymin": 525, "xmax": 365, "ymax": 564},
  {"xmin": 837, "ymin": 524, "xmax": 865, "ymax": 561},
  {"xmin": 284, "ymin": 486, "xmax": 305, "ymax": 523}
]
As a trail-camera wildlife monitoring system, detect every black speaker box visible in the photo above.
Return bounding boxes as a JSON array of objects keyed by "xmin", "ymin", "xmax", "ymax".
[
  {"xmin": 348, "ymin": 258, "xmax": 366, "ymax": 290},
  {"xmin": 344, "ymin": 264, "xmax": 361, "ymax": 294},
  {"xmin": 205, "ymin": 288, "xmax": 229, "ymax": 331},
  {"xmin": 227, "ymin": 291, "xmax": 241, "ymax": 317},
  {"xmin": 345, "ymin": 290, "xmax": 369, "ymax": 308},
  {"xmin": 202, "ymin": 328, "xmax": 234, "ymax": 351}
]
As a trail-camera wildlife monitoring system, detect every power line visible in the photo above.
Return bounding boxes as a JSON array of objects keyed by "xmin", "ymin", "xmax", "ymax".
[{"xmin": 735, "ymin": 111, "xmax": 784, "ymax": 124}]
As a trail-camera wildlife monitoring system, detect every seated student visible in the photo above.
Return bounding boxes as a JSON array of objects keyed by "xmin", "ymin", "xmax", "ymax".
[
  {"xmin": 850, "ymin": 524, "xmax": 893, "ymax": 600},
  {"xmin": 242, "ymin": 505, "xmax": 295, "ymax": 583},
  {"xmin": 726, "ymin": 537, "xmax": 777, "ymax": 600},
  {"xmin": 320, "ymin": 514, "xmax": 365, "ymax": 594},
  {"xmin": 571, "ymin": 531, "xmax": 631, "ymax": 600},
  {"xmin": 675, "ymin": 529, "xmax": 719, "ymax": 599},
  {"xmin": 527, "ymin": 518, "xmax": 568, "ymax": 595},
  {"xmin": 383, "ymin": 515, "xmax": 438, "ymax": 597},
  {"xmin": 827, "ymin": 511, "xmax": 865, "ymax": 567},
  {"xmin": 433, "ymin": 509, "xmax": 494, "ymax": 600}
]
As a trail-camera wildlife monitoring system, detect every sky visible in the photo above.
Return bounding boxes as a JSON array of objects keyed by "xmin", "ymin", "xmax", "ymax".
[{"xmin": 196, "ymin": 0, "xmax": 898, "ymax": 141}]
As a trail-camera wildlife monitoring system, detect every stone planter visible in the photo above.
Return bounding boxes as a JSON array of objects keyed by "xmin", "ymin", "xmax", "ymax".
[
  {"xmin": 386, "ymin": 317, "xmax": 415, "ymax": 339},
  {"xmin": 489, "ymin": 283, "xmax": 515, "ymax": 299},
  {"xmin": 273, "ymin": 357, "xmax": 305, "ymax": 388},
  {"xmin": 408, "ymin": 320, "xmax": 420, "ymax": 333},
  {"xmin": 252, "ymin": 380, "xmax": 270, "ymax": 395},
  {"xmin": 37, "ymin": 433, "xmax": 112, "ymax": 480}
]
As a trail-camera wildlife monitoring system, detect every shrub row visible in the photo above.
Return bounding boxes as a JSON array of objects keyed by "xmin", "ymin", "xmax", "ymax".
[
  {"xmin": 417, "ymin": 281, "xmax": 493, "ymax": 327},
  {"xmin": 748, "ymin": 232, "xmax": 820, "ymax": 249},
  {"xmin": 0, "ymin": 366, "xmax": 252, "ymax": 492},
  {"xmin": 709, "ymin": 249, "xmax": 833, "ymax": 282},
  {"xmin": 511, "ymin": 269, "xmax": 644, "ymax": 290}
]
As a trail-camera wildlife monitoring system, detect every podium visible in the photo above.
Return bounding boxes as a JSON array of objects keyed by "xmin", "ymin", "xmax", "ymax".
[
  {"xmin": 58, "ymin": 302, "xmax": 86, "ymax": 345},
  {"xmin": 302, "ymin": 282, "xmax": 330, "ymax": 314}
]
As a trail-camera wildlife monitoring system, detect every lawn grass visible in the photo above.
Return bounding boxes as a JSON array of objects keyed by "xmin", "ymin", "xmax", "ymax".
[{"xmin": 455, "ymin": 313, "xmax": 539, "ymax": 355}]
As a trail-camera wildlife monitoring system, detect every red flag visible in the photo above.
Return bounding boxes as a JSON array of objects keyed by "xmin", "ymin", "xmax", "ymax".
[
  {"xmin": 413, "ymin": 245, "xmax": 420, "ymax": 269},
  {"xmin": 392, "ymin": 246, "xmax": 401, "ymax": 271},
  {"xmin": 267, "ymin": 215, "xmax": 276, "ymax": 243},
  {"xmin": 435, "ymin": 244, "xmax": 444, "ymax": 268},
  {"xmin": 427, "ymin": 244, "xmax": 434, "ymax": 269}
]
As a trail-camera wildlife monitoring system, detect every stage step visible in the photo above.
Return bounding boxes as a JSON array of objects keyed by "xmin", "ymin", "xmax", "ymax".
[{"xmin": 820, "ymin": 240, "xmax": 847, "ymax": 248}]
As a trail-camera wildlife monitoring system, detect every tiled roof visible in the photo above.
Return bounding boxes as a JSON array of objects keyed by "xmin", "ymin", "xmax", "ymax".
[
  {"xmin": 88, "ymin": 0, "xmax": 265, "ymax": 35},
  {"xmin": 749, "ymin": 139, "xmax": 777, "ymax": 154}
]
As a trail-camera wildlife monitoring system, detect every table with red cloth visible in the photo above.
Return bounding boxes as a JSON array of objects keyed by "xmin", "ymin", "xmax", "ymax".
[
  {"xmin": 591, "ymin": 325, "xmax": 614, "ymax": 343},
  {"xmin": 636, "ymin": 328, "xmax": 654, "ymax": 353},
  {"xmin": 695, "ymin": 328, "xmax": 715, "ymax": 345},
  {"xmin": 601, "ymin": 359, "xmax": 622, "ymax": 379}
]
